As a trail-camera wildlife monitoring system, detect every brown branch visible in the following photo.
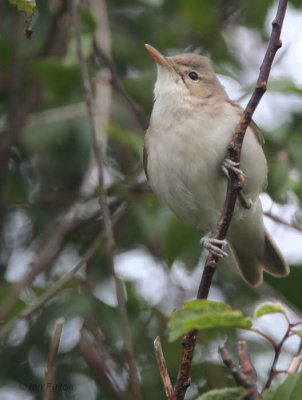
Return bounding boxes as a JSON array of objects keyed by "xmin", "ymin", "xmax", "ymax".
[
  {"xmin": 263, "ymin": 326, "xmax": 290, "ymax": 391},
  {"xmin": 0, "ymin": 206, "xmax": 80, "ymax": 321},
  {"xmin": 0, "ymin": 203, "xmax": 126, "ymax": 339},
  {"xmin": 79, "ymin": 327, "xmax": 127, "ymax": 400},
  {"xmin": 263, "ymin": 211, "xmax": 302, "ymax": 233},
  {"xmin": 219, "ymin": 341, "xmax": 259, "ymax": 400},
  {"xmin": 154, "ymin": 336, "xmax": 176, "ymax": 400},
  {"xmin": 174, "ymin": 1, "xmax": 288, "ymax": 399},
  {"xmin": 72, "ymin": 3, "xmax": 142, "ymax": 399},
  {"xmin": 45, "ymin": 317, "xmax": 65, "ymax": 400},
  {"xmin": 93, "ymin": 41, "xmax": 149, "ymax": 130}
]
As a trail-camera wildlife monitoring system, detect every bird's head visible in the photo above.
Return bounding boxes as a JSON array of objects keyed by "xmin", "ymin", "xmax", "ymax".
[{"xmin": 145, "ymin": 44, "xmax": 226, "ymax": 102}]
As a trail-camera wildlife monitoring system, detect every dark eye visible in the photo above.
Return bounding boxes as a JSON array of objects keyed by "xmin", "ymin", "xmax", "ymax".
[{"xmin": 188, "ymin": 71, "xmax": 199, "ymax": 81}]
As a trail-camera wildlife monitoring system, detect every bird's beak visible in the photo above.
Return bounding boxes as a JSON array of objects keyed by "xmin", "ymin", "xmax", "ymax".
[{"xmin": 145, "ymin": 44, "xmax": 173, "ymax": 71}]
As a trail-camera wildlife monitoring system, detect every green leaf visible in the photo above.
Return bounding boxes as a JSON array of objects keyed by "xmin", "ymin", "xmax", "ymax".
[
  {"xmin": 79, "ymin": 6, "xmax": 97, "ymax": 35},
  {"xmin": 9, "ymin": 0, "xmax": 36, "ymax": 15},
  {"xmin": 262, "ymin": 371, "xmax": 302, "ymax": 400},
  {"xmin": 255, "ymin": 302, "xmax": 286, "ymax": 318},
  {"xmin": 268, "ymin": 78, "xmax": 302, "ymax": 95},
  {"xmin": 196, "ymin": 387, "xmax": 246, "ymax": 400},
  {"xmin": 292, "ymin": 330, "xmax": 302, "ymax": 338},
  {"xmin": 168, "ymin": 300, "xmax": 252, "ymax": 342}
]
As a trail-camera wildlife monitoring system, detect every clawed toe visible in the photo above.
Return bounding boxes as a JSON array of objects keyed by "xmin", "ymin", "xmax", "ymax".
[
  {"xmin": 200, "ymin": 237, "xmax": 228, "ymax": 258},
  {"xmin": 222, "ymin": 158, "xmax": 246, "ymax": 183}
]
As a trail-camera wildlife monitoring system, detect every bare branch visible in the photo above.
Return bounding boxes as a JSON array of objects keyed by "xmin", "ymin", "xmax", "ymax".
[
  {"xmin": 263, "ymin": 211, "xmax": 302, "ymax": 233},
  {"xmin": 79, "ymin": 327, "xmax": 127, "ymax": 400},
  {"xmin": 93, "ymin": 42, "xmax": 149, "ymax": 130},
  {"xmin": 72, "ymin": 2, "xmax": 142, "ymax": 398},
  {"xmin": 219, "ymin": 341, "xmax": 259, "ymax": 400},
  {"xmin": 263, "ymin": 326, "xmax": 290, "ymax": 391},
  {"xmin": 45, "ymin": 318, "xmax": 65, "ymax": 400},
  {"xmin": 174, "ymin": 1, "xmax": 288, "ymax": 398},
  {"xmin": 0, "ymin": 206, "xmax": 80, "ymax": 322},
  {"xmin": 154, "ymin": 336, "xmax": 176, "ymax": 400},
  {"xmin": 0, "ymin": 203, "xmax": 126, "ymax": 339}
]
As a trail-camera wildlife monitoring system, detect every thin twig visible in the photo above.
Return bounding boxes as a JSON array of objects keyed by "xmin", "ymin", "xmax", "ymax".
[
  {"xmin": 94, "ymin": 41, "xmax": 149, "ymax": 130},
  {"xmin": 287, "ymin": 355, "xmax": 302, "ymax": 375},
  {"xmin": 219, "ymin": 341, "xmax": 259, "ymax": 399},
  {"xmin": 154, "ymin": 336, "xmax": 176, "ymax": 400},
  {"xmin": 79, "ymin": 327, "xmax": 127, "ymax": 400},
  {"xmin": 248, "ymin": 328, "xmax": 278, "ymax": 349},
  {"xmin": 0, "ymin": 206, "xmax": 80, "ymax": 322},
  {"xmin": 174, "ymin": 2, "xmax": 288, "ymax": 399},
  {"xmin": 263, "ymin": 326, "xmax": 290, "ymax": 391},
  {"xmin": 263, "ymin": 211, "xmax": 302, "ymax": 233},
  {"xmin": 286, "ymin": 334, "xmax": 302, "ymax": 374},
  {"xmin": 72, "ymin": 2, "xmax": 142, "ymax": 399},
  {"xmin": 44, "ymin": 317, "xmax": 65, "ymax": 400}
]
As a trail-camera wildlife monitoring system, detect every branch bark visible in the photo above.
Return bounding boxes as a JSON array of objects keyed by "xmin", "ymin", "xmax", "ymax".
[
  {"xmin": 174, "ymin": 1, "xmax": 288, "ymax": 399},
  {"xmin": 45, "ymin": 318, "xmax": 65, "ymax": 400},
  {"xmin": 219, "ymin": 341, "xmax": 259, "ymax": 400},
  {"xmin": 154, "ymin": 336, "xmax": 176, "ymax": 400}
]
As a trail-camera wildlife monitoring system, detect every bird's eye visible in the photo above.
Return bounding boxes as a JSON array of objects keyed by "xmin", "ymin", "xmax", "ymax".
[{"xmin": 188, "ymin": 71, "xmax": 199, "ymax": 81}]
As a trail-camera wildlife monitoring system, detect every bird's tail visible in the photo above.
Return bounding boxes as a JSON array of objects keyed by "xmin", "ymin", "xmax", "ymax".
[{"xmin": 230, "ymin": 229, "xmax": 289, "ymax": 286}]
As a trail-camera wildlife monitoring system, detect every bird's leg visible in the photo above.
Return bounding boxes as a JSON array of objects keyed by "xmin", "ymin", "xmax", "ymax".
[
  {"xmin": 221, "ymin": 159, "xmax": 252, "ymax": 210},
  {"xmin": 238, "ymin": 192, "xmax": 253, "ymax": 209},
  {"xmin": 200, "ymin": 234, "xmax": 228, "ymax": 258}
]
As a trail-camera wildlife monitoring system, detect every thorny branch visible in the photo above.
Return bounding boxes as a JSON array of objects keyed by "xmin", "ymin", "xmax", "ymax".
[
  {"xmin": 173, "ymin": 1, "xmax": 289, "ymax": 399},
  {"xmin": 72, "ymin": 2, "xmax": 142, "ymax": 399}
]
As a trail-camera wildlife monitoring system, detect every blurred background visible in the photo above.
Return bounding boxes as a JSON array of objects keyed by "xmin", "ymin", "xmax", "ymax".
[{"xmin": 1, "ymin": 0, "xmax": 302, "ymax": 399}]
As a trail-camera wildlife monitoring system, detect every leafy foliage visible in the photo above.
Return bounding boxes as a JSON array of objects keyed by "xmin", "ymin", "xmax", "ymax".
[
  {"xmin": 169, "ymin": 300, "xmax": 252, "ymax": 341},
  {"xmin": 262, "ymin": 371, "xmax": 302, "ymax": 400},
  {"xmin": 0, "ymin": 1, "xmax": 302, "ymax": 399},
  {"xmin": 255, "ymin": 302, "xmax": 286, "ymax": 317},
  {"xmin": 196, "ymin": 387, "xmax": 246, "ymax": 400},
  {"xmin": 8, "ymin": 0, "xmax": 36, "ymax": 15}
]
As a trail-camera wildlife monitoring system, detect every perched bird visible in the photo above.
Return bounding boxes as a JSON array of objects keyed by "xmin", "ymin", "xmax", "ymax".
[{"xmin": 144, "ymin": 44, "xmax": 289, "ymax": 286}]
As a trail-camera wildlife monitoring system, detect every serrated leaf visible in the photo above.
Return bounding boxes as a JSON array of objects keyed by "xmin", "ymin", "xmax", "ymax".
[
  {"xmin": 168, "ymin": 300, "xmax": 252, "ymax": 342},
  {"xmin": 255, "ymin": 302, "xmax": 285, "ymax": 318},
  {"xmin": 196, "ymin": 387, "xmax": 246, "ymax": 400},
  {"xmin": 9, "ymin": 0, "xmax": 36, "ymax": 15},
  {"xmin": 262, "ymin": 370, "xmax": 302, "ymax": 400}
]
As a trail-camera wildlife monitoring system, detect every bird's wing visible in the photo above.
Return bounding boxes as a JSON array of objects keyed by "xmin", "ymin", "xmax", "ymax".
[
  {"xmin": 143, "ymin": 143, "xmax": 149, "ymax": 179},
  {"xmin": 227, "ymin": 99, "xmax": 265, "ymax": 145}
]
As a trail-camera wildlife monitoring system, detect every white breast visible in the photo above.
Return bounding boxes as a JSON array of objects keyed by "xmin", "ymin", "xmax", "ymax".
[{"xmin": 145, "ymin": 95, "xmax": 267, "ymax": 231}]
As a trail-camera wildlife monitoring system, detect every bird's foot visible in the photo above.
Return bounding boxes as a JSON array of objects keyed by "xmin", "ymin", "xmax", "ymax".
[
  {"xmin": 200, "ymin": 236, "xmax": 228, "ymax": 258},
  {"xmin": 222, "ymin": 158, "xmax": 246, "ymax": 184}
]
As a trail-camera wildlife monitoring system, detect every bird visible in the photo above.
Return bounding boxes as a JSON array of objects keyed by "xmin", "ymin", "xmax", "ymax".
[{"xmin": 143, "ymin": 44, "xmax": 289, "ymax": 286}]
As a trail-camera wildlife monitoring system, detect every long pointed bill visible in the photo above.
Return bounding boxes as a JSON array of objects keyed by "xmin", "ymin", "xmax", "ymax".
[{"xmin": 145, "ymin": 44, "xmax": 173, "ymax": 71}]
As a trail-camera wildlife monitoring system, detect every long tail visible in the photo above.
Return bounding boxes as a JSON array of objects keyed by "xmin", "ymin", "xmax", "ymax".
[{"xmin": 230, "ymin": 229, "xmax": 289, "ymax": 286}]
